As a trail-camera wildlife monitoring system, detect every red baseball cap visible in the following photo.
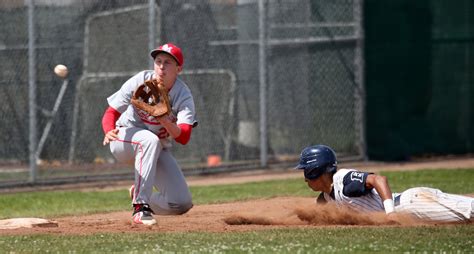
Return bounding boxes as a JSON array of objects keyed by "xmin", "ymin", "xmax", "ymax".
[{"xmin": 150, "ymin": 43, "xmax": 184, "ymax": 66}]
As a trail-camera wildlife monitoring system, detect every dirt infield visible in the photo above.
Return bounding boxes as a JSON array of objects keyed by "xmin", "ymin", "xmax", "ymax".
[
  {"xmin": 1, "ymin": 157, "xmax": 473, "ymax": 235},
  {"xmin": 0, "ymin": 197, "xmax": 305, "ymax": 235},
  {"xmin": 0, "ymin": 196, "xmax": 443, "ymax": 236}
]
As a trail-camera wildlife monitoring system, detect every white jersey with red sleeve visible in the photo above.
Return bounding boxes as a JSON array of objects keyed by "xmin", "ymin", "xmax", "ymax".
[{"xmin": 106, "ymin": 70, "xmax": 196, "ymax": 147}]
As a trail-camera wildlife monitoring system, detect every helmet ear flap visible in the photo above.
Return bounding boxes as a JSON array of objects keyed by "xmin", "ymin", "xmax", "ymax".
[
  {"xmin": 327, "ymin": 160, "xmax": 337, "ymax": 174},
  {"xmin": 327, "ymin": 165, "xmax": 337, "ymax": 174}
]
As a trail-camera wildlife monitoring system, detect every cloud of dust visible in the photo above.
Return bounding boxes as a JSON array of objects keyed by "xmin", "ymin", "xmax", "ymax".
[
  {"xmin": 224, "ymin": 214, "xmax": 274, "ymax": 225},
  {"xmin": 224, "ymin": 203, "xmax": 422, "ymax": 226},
  {"xmin": 294, "ymin": 203, "xmax": 389, "ymax": 225}
]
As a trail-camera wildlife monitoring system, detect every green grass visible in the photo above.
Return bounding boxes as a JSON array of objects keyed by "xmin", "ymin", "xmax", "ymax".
[
  {"xmin": 0, "ymin": 226, "xmax": 472, "ymax": 253},
  {"xmin": 381, "ymin": 169, "xmax": 474, "ymax": 193},
  {"xmin": 0, "ymin": 179, "xmax": 310, "ymax": 219},
  {"xmin": 190, "ymin": 177, "xmax": 311, "ymax": 204},
  {"xmin": 0, "ymin": 168, "xmax": 473, "ymax": 253},
  {"xmin": 0, "ymin": 169, "xmax": 473, "ymax": 219},
  {"xmin": 0, "ymin": 190, "xmax": 131, "ymax": 218}
]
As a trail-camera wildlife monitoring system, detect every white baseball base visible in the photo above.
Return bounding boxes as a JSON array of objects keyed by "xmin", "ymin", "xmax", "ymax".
[{"xmin": 0, "ymin": 218, "xmax": 58, "ymax": 229}]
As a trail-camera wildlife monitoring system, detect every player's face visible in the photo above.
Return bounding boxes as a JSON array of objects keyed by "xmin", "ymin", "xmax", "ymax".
[
  {"xmin": 154, "ymin": 53, "xmax": 182, "ymax": 88},
  {"xmin": 305, "ymin": 177, "xmax": 324, "ymax": 192},
  {"xmin": 305, "ymin": 174, "xmax": 332, "ymax": 193}
]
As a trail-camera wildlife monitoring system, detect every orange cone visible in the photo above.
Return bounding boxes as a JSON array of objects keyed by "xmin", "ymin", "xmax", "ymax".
[{"xmin": 207, "ymin": 155, "xmax": 222, "ymax": 167}]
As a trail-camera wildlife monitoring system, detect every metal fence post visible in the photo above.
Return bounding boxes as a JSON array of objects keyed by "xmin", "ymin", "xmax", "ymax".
[
  {"xmin": 27, "ymin": 0, "xmax": 37, "ymax": 182},
  {"xmin": 258, "ymin": 0, "xmax": 268, "ymax": 168},
  {"xmin": 148, "ymin": 0, "xmax": 156, "ymax": 69},
  {"xmin": 354, "ymin": 0, "xmax": 367, "ymax": 160}
]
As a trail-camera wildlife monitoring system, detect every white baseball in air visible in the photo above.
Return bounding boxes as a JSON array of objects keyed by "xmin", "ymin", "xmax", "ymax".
[{"xmin": 54, "ymin": 64, "xmax": 68, "ymax": 78}]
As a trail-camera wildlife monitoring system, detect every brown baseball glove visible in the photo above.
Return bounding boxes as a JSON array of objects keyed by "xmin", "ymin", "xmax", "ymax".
[{"xmin": 130, "ymin": 79, "xmax": 171, "ymax": 117}]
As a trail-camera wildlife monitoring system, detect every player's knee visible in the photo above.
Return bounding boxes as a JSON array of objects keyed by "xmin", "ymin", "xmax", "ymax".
[
  {"xmin": 178, "ymin": 201, "xmax": 194, "ymax": 215},
  {"xmin": 170, "ymin": 193, "xmax": 193, "ymax": 214},
  {"xmin": 168, "ymin": 200, "xmax": 193, "ymax": 215},
  {"xmin": 141, "ymin": 134, "xmax": 161, "ymax": 149}
]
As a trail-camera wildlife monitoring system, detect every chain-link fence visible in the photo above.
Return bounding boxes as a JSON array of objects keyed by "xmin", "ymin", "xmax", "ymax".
[{"xmin": 0, "ymin": 0, "xmax": 365, "ymax": 186}]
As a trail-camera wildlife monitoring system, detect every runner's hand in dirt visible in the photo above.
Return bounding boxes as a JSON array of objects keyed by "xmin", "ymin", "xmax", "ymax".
[{"xmin": 386, "ymin": 212, "xmax": 402, "ymax": 225}]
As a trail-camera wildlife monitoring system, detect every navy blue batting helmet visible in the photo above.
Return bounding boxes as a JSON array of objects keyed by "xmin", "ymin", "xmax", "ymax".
[{"xmin": 295, "ymin": 145, "xmax": 337, "ymax": 180}]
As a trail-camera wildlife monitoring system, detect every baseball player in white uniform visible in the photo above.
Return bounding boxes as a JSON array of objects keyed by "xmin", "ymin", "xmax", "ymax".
[
  {"xmin": 296, "ymin": 145, "xmax": 474, "ymax": 223},
  {"xmin": 101, "ymin": 43, "xmax": 196, "ymax": 225}
]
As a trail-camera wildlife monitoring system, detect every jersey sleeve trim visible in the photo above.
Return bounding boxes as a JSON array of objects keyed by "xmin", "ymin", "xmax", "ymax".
[
  {"xmin": 342, "ymin": 171, "xmax": 372, "ymax": 197},
  {"xmin": 174, "ymin": 123, "xmax": 193, "ymax": 145},
  {"xmin": 101, "ymin": 106, "xmax": 121, "ymax": 134}
]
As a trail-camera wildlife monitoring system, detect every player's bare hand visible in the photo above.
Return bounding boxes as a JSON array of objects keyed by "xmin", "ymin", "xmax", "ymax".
[
  {"xmin": 156, "ymin": 115, "xmax": 178, "ymax": 128},
  {"xmin": 103, "ymin": 129, "xmax": 119, "ymax": 146},
  {"xmin": 156, "ymin": 114, "xmax": 171, "ymax": 124},
  {"xmin": 156, "ymin": 114, "xmax": 176, "ymax": 124}
]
